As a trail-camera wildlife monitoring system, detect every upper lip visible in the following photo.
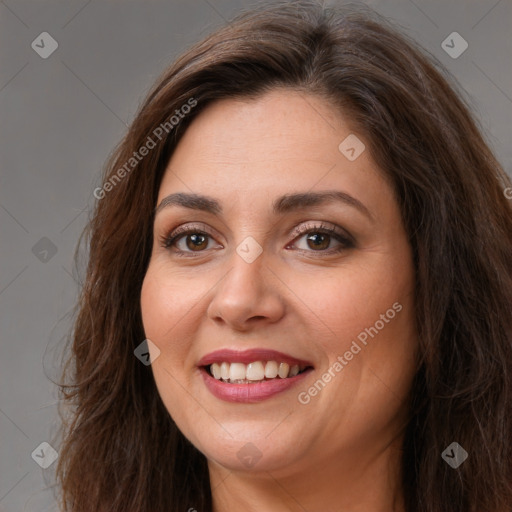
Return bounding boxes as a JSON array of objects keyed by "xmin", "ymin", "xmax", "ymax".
[{"xmin": 197, "ymin": 349, "xmax": 314, "ymax": 368}]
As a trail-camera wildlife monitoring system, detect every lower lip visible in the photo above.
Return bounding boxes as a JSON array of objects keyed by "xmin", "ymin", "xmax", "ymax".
[{"xmin": 200, "ymin": 367, "xmax": 313, "ymax": 403}]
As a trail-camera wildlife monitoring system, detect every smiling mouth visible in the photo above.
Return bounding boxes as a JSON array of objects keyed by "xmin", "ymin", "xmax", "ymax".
[{"xmin": 204, "ymin": 361, "xmax": 313, "ymax": 384}]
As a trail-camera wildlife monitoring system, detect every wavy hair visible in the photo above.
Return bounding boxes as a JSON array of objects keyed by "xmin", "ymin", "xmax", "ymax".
[{"xmin": 56, "ymin": 1, "xmax": 512, "ymax": 511}]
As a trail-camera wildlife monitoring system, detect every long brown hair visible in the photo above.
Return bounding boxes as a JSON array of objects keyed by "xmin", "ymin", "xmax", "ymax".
[{"xmin": 56, "ymin": 2, "xmax": 512, "ymax": 510}]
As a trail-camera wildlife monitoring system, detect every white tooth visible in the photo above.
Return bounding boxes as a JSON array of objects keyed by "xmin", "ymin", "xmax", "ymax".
[
  {"xmin": 220, "ymin": 362, "xmax": 230, "ymax": 380},
  {"xmin": 264, "ymin": 361, "xmax": 278, "ymax": 378},
  {"xmin": 246, "ymin": 361, "xmax": 265, "ymax": 381},
  {"xmin": 289, "ymin": 365, "xmax": 299, "ymax": 377},
  {"xmin": 278, "ymin": 362, "xmax": 290, "ymax": 378},
  {"xmin": 211, "ymin": 363, "xmax": 221, "ymax": 379},
  {"xmin": 229, "ymin": 362, "xmax": 246, "ymax": 381}
]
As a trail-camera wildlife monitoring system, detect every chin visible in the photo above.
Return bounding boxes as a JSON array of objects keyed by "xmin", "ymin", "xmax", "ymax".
[{"xmin": 189, "ymin": 426, "xmax": 304, "ymax": 473}]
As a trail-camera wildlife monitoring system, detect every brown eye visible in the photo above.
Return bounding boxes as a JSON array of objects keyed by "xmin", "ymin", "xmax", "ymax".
[
  {"xmin": 185, "ymin": 233, "xmax": 209, "ymax": 251},
  {"xmin": 167, "ymin": 232, "xmax": 212, "ymax": 252},
  {"xmin": 161, "ymin": 226, "xmax": 222, "ymax": 255},
  {"xmin": 305, "ymin": 232, "xmax": 331, "ymax": 250},
  {"xmin": 289, "ymin": 222, "xmax": 355, "ymax": 255}
]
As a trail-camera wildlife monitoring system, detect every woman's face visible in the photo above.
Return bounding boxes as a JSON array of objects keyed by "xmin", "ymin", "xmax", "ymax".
[{"xmin": 141, "ymin": 89, "xmax": 418, "ymax": 478}]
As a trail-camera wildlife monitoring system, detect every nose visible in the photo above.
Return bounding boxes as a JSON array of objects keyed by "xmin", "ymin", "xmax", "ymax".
[{"xmin": 206, "ymin": 251, "xmax": 286, "ymax": 332}]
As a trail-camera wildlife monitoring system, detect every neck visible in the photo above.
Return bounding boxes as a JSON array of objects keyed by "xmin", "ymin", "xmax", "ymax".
[{"xmin": 208, "ymin": 435, "xmax": 406, "ymax": 512}]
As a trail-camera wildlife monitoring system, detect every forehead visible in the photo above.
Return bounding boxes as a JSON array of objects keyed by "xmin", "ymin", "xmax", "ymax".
[{"xmin": 158, "ymin": 89, "xmax": 393, "ymax": 214}]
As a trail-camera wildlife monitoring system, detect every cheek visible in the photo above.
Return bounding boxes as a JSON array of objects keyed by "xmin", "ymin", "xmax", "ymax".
[
  {"xmin": 140, "ymin": 269, "xmax": 196, "ymax": 384},
  {"xmin": 279, "ymin": 262, "xmax": 408, "ymax": 351},
  {"xmin": 140, "ymin": 272, "xmax": 171, "ymax": 343},
  {"xmin": 323, "ymin": 276, "xmax": 417, "ymax": 416},
  {"xmin": 140, "ymin": 267, "xmax": 200, "ymax": 423},
  {"xmin": 288, "ymin": 256, "xmax": 416, "ymax": 399},
  {"xmin": 140, "ymin": 263, "xmax": 204, "ymax": 344}
]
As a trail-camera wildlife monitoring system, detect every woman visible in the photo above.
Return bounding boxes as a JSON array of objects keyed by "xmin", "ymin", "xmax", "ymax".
[{"xmin": 57, "ymin": 1, "xmax": 512, "ymax": 511}]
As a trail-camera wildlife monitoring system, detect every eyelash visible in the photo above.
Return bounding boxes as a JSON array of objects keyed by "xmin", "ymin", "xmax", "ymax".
[{"xmin": 160, "ymin": 222, "xmax": 355, "ymax": 257}]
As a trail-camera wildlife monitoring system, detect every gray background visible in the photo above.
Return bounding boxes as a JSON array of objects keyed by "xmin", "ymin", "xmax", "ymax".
[{"xmin": 1, "ymin": 0, "xmax": 511, "ymax": 510}]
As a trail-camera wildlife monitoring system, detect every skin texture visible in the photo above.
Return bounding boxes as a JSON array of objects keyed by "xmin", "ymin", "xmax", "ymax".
[{"xmin": 140, "ymin": 89, "xmax": 419, "ymax": 512}]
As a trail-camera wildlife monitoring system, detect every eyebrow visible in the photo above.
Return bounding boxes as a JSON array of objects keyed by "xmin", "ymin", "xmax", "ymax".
[{"xmin": 155, "ymin": 190, "xmax": 373, "ymax": 220}]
